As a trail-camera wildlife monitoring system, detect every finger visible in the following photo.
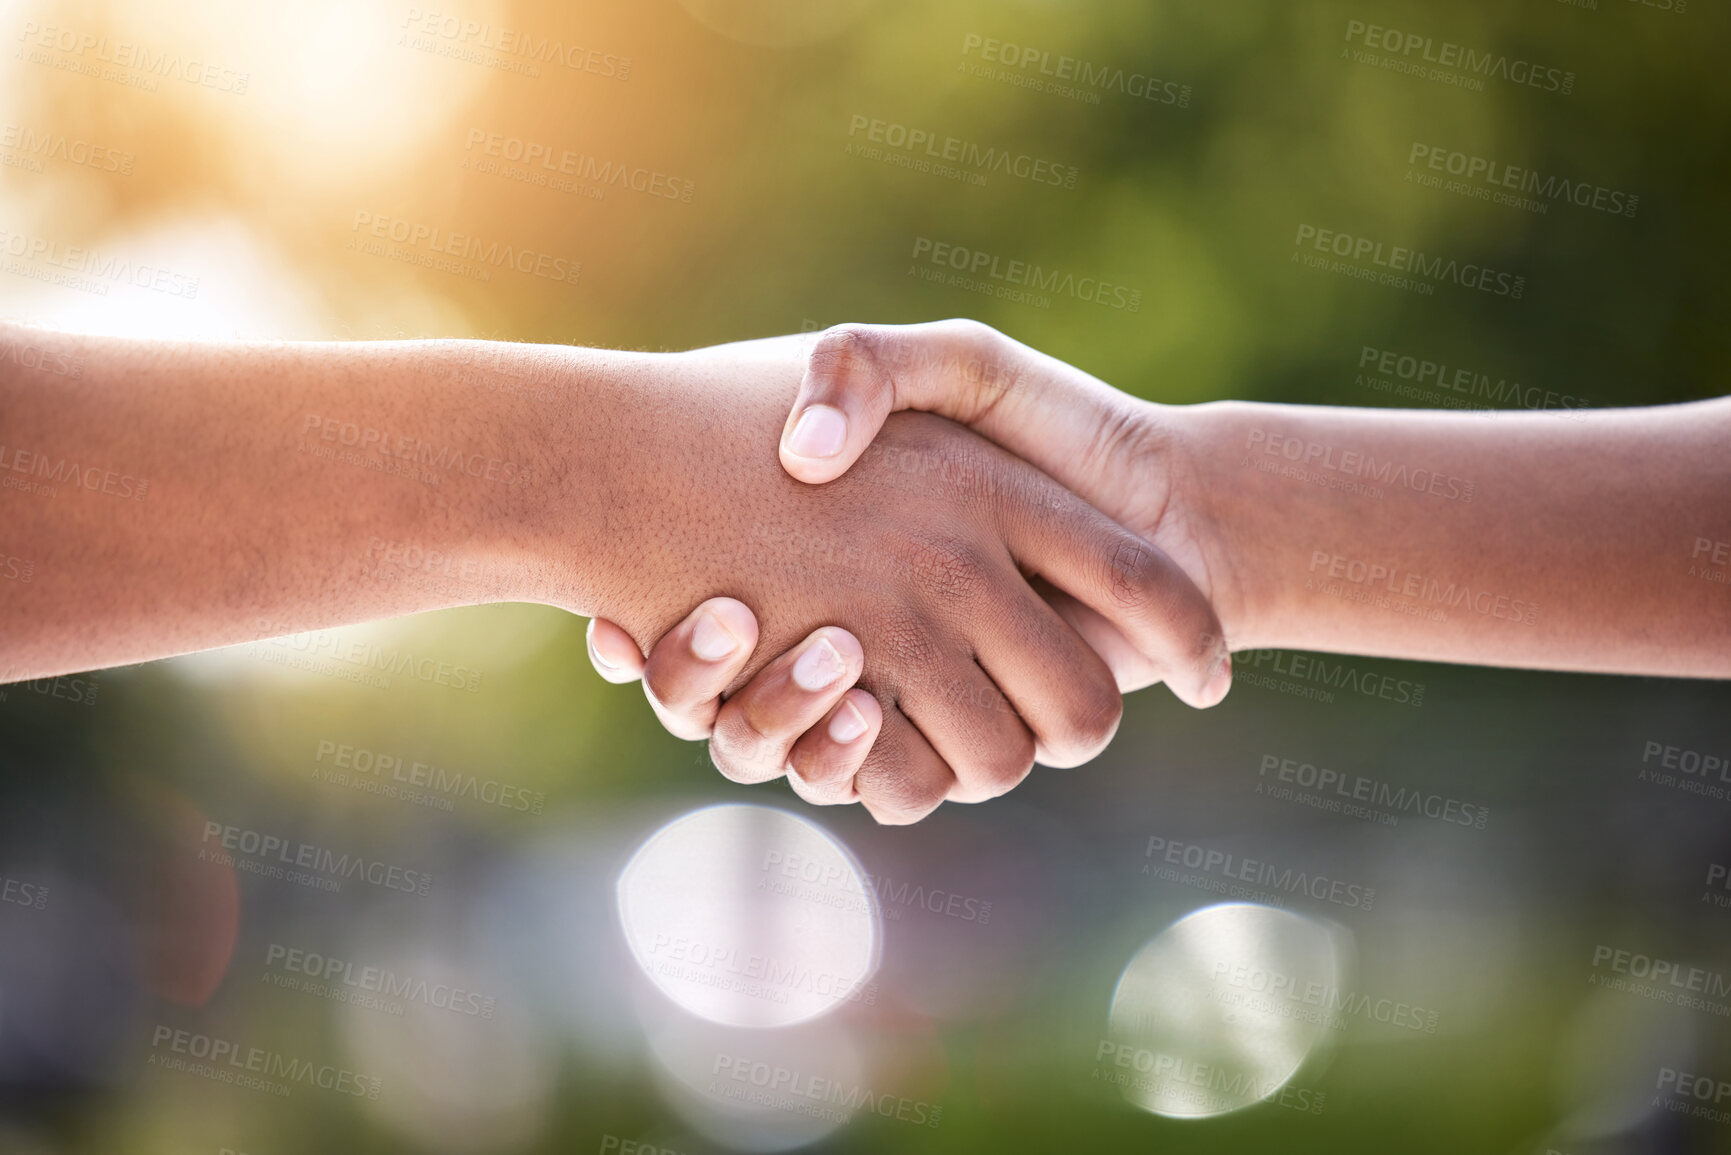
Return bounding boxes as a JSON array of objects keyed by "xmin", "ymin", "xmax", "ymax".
[
  {"xmin": 708, "ymin": 627, "xmax": 864, "ymax": 785},
  {"xmin": 586, "ymin": 617, "xmax": 646, "ymax": 683},
  {"xmin": 850, "ymin": 702, "xmax": 957, "ymax": 825},
  {"xmin": 998, "ymin": 482, "xmax": 1231, "ymax": 709},
  {"xmin": 780, "ymin": 325, "xmax": 904, "ymax": 484},
  {"xmin": 781, "ymin": 321, "xmax": 1139, "ymax": 509},
  {"xmin": 641, "ymin": 598, "xmax": 759, "ymax": 741},
  {"xmin": 891, "ymin": 653, "xmax": 1035, "ymax": 805},
  {"xmin": 781, "ymin": 321, "xmax": 1018, "ymax": 485},
  {"xmin": 967, "ymin": 580, "xmax": 1125, "ymax": 769},
  {"xmin": 1033, "ymin": 579, "xmax": 1164, "ymax": 693},
  {"xmin": 785, "ymin": 688, "xmax": 881, "ymax": 800},
  {"xmin": 784, "ymin": 320, "xmax": 1033, "ymax": 485}
]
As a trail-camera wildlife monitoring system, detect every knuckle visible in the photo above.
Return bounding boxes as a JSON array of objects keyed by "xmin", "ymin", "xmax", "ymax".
[
  {"xmin": 932, "ymin": 319, "xmax": 1021, "ymax": 411},
  {"xmin": 789, "ymin": 744, "xmax": 856, "ymax": 787},
  {"xmin": 641, "ymin": 662, "xmax": 696, "ymax": 714},
  {"xmin": 867, "ymin": 790, "xmax": 944, "ymax": 826},
  {"xmin": 937, "ymin": 317, "xmax": 999, "ymax": 353},
  {"xmin": 966, "ymin": 731, "xmax": 1036, "ymax": 798},
  {"xmin": 855, "ymin": 761, "xmax": 949, "ymax": 824},
  {"xmin": 896, "ymin": 534, "xmax": 993, "ymax": 604},
  {"xmin": 864, "ymin": 617, "xmax": 945, "ymax": 701},
  {"xmin": 1052, "ymin": 678, "xmax": 1123, "ymax": 764},
  {"xmin": 705, "ymin": 738, "xmax": 757, "ymax": 784},
  {"xmin": 708, "ymin": 709, "xmax": 783, "ymax": 780},
  {"xmin": 1189, "ymin": 628, "xmax": 1228, "ymax": 681},
  {"xmin": 1106, "ymin": 537, "xmax": 1157, "ymax": 613},
  {"xmin": 812, "ymin": 324, "xmax": 883, "ymax": 385},
  {"xmin": 660, "ymin": 718, "xmax": 713, "ymax": 744}
]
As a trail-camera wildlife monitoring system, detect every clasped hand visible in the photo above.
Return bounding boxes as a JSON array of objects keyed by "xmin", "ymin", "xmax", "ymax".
[{"xmin": 584, "ymin": 321, "xmax": 1233, "ymax": 824}]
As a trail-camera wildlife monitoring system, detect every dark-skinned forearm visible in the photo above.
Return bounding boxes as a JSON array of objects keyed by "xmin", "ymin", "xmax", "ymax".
[{"xmin": 0, "ymin": 324, "xmax": 641, "ymax": 679}]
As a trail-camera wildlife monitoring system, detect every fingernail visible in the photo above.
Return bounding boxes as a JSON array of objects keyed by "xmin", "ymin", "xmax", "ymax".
[
  {"xmin": 828, "ymin": 700, "xmax": 869, "ymax": 744},
  {"xmin": 792, "ymin": 637, "xmax": 845, "ymax": 691},
  {"xmin": 588, "ymin": 639, "xmax": 620, "ymax": 671},
  {"xmin": 690, "ymin": 611, "xmax": 741, "ymax": 662},
  {"xmin": 786, "ymin": 405, "xmax": 848, "ymax": 460}
]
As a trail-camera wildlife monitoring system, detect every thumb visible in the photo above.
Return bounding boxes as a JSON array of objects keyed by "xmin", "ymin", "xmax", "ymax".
[
  {"xmin": 779, "ymin": 321, "xmax": 1137, "ymax": 507},
  {"xmin": 779, "ymin": 325, "xmax": 905, "ymax": 484}
]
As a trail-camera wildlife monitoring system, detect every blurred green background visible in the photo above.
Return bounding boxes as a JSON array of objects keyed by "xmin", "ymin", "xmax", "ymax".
[{"xmin": 2, "ymin": 0, "xmax": 1729, "ymax": 1152}]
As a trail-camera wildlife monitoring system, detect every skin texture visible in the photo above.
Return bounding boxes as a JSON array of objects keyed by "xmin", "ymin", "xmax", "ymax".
[
  {"xmin": 0, "ymin": 321, "xmax": 1226, "ymax": 823},
  {"xmin": 600, "ymin": 321, "xmax": 1731, "ymax": 773}
]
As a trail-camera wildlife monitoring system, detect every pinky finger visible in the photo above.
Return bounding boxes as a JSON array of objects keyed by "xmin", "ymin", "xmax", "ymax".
[
  {"xmin": 785, "ymin": 689, "xmax": 881, "ymax": 805},
  {"xmin": 587, "ymin": 617, "xmax": 646, "ymax": 683}
]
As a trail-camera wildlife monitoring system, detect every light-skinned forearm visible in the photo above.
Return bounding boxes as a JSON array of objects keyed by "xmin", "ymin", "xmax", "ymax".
[
  {"xmin": 1173, "ymin": 398, "xmax": 1731, "ymax": 676},
  {"xmin": 0, "ymin": 323, "xmax": 652, "ymax": 679}
]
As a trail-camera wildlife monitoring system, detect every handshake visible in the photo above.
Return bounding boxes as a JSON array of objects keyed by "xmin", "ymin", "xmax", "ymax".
[
  {"xmin": 577, "ymin": 320, "xmax": 1234, "ymax": 825},
  {"xmin": 7, "ymin": 314, "xmax": 1719, "ymax": 803}
]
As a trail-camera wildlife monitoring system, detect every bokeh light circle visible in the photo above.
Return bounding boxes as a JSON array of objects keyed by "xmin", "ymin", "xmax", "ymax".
[
  {"xmin": 1104, "ymin": 903, "xmax": 1343, "ymax": 1119},
  {"xmin": 617, "ymin": 804, "xmax": 880, "ymax": 1029}
]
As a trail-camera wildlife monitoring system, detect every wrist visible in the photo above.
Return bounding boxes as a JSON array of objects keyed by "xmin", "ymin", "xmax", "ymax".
[
  {"xmin": 1158, "ymin": 399, "xmax": 1266, "ymax": 651},
  {"xmin": 504, "ymin": 341, "xmax": 806, "ymax": 631},
  {"xmin": 489, "ymin": 341, "xmax": 666, "ymax": 615}
]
